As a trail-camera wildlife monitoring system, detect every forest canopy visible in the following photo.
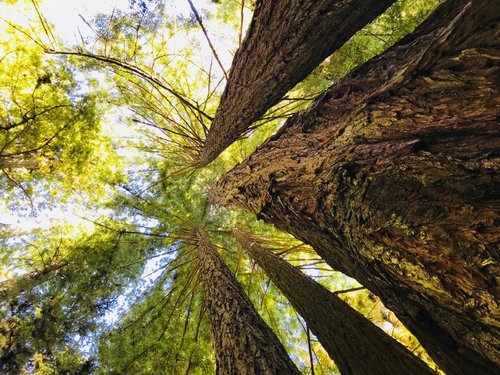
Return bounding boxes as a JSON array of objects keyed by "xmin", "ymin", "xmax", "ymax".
[{"xmin": 0, "ymin": 0, "xmax": 498, "ymax": 374}]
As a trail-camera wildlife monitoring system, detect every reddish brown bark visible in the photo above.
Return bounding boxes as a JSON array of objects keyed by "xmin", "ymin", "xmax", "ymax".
[
  {"xmin": 195, "ymin": 229, "xmax": 301, "ymax": 375},
  {"xmin": 211, "ymin": 1, "xmax": 500, "ymax": 374},
  {"xmin": 198, "ymin": 0, "xmax": 396, "ymax": 167},
  {"xmin": 234, "ymin": 229, "xmax": 435, "ymax": 375}
]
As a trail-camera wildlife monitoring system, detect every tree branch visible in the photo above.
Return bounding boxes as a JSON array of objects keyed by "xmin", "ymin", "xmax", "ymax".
[
  {"xmin": 46, "ymin": 49, "xmax": 214, "ymax": 122},
  {"xmin": 187, "ymin": 0, "xmax": 228, "ymax": 81}
]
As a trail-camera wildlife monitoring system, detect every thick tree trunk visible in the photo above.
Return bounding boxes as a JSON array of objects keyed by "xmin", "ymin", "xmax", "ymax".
[
  {"xmin": 195, "ymin": 229, "xmax": 301, "ymax": 375},
  {"xmin": 198, "ymin": 0, "xmax": 396, "ymax": 167},
  {"xmin": 234, "ymin": 229, "xmax": 435, "ymax": 375},
  {"xmin": 211, "ymin": 1, "xmax": 500, "ymax": 374}
]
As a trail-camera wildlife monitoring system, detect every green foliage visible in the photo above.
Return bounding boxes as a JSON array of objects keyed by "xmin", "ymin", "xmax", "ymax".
[
  {"xmin": 0, "ymin": 12, "xmax": 125, "ymax": 215},
  {"xmin": 0, "ymin": 224, "xmax": 154, "ymax": 373},
  {"xmin": 98, "ymin": 269, "xmax": 214, "ymax": 374}
]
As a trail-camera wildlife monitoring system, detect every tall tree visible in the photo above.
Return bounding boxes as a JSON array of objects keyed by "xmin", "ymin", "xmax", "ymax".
[
  {"xmin": 195, "ymin": 228, "xmax": 301, "ymax": 375},
  {"xmin": 197, "ymin": 0, "xmax": 396, "ymax": 167},
  {"xmin": 234, "ymin": 229, "xmax": 435, "ymax": 375},
  {"xmin": 0, "ymin": 224, "xmax": 154, "ymax": 374},
  {"xmin": 211, "ymin": 0, "xmax": 500, "ymax": 373},
  {"xmin": 96, "ymin": 172, "xmax": 315, "ymax": 373},
  {"xmin": 3, "ymin": 0, "xmax": 498, "ymax": 373}
]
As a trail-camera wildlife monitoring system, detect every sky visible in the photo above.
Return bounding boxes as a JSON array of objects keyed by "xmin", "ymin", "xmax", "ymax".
[
  {"xmin": 39, "ymin": 0, "xmax": 213, "ymax": 44},
  {"xmin": 0, "ymin": 0, "xmax": 229, "ymax": 232},
  {"xmin": 40, "ymin": 0, "xmax": 130, "ymax": 42}
]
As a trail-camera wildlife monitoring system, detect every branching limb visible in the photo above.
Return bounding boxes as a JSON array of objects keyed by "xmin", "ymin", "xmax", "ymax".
[{"xmin": 46, "ymin": 49, "xmax": 213, "ymax": 122}]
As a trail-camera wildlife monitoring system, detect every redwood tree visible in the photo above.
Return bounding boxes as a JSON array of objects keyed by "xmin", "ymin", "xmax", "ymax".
[
  {"xmin": 195, "ymin": 228, "xmax": 301, "ymax": 375},
  {"xmin": 198, "ymin": 0, "xmax": 396, "ymax": 167},
  {"xmin": 234, "ymin": 229, "xmax": 435, "ymax": 375},
  {"xmin": 211, "ymin": 0, "xmax": 499, "ymax": 373}
]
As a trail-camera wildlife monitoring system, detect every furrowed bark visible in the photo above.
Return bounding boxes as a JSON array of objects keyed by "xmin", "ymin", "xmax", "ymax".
[
  {"xmin": 234, "ymin": 229, "xmax": 435, "ymax": 375},
  {"xmin": 211, "ymin": 1, "xmax": 500, "ymax": 373},
  {"xmin": 198, "ymin": 0, "xmax": 396, "ymax": 167},
  {"xmin": 195, "ymin": 229, "xmax": 301, "ymax": 375}
]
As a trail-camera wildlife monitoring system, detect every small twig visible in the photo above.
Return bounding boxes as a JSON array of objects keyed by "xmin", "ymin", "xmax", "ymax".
[
  {"xmin": 187, "ymin": 0, "xmax": 228, "ymax": 80},
  {"xmin": 30, "ymin": 0, "xmax": 56, "ymax": 45},
  {"xmin": 118, "ymin": 343, "xmax": 158, "ymax": 374},
  {"xmin": 306, "ymin": 324, "xmax": 316, "ymax": 375},
  {"xmin": 0, "ymin": 17, "xmax": 46, "ymax": 49},
  {"xmin": 72, "ymin": 213, "xmax": 170, "ymax": 238},
  {"xmin": 78, "ymin": 14, "xmax": 96, "ymax": 34},
  {"xmin": 1, "ymin": 169, "xmax": 35, "ymax": 212},
  {"xmin": 333, "ymin": 286, "xmax": 366, "ymax": 295},
  {"xmin": 0, "ymin": 116, "xmax": 76, "ymax": 157},
  {"xmin": 0, "ymin": 104, "xmax": 72, "ymax": 130}
]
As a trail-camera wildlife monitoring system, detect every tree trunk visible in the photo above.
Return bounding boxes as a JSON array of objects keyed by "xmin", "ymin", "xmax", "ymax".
[
  {"xmin": 0, "ymin": 262, "xmax": 68, "ymax": 302},
  {"xmin": 198, "ymin": 0, "xmax": 396, "ymax": 167},
  {"xmin": 195, "ymin": 229, "xmax": 301, "ymax": 375},
  {"xmin": 234, "ymin": 228, "xmax": 435, "ymax": 375},
  {"xmin": 0, "ymin": 156, "xmax": 40, "ymax": 170},
  {"xmin": 0, "ymin": 264, "xmax": 67, "ymax": 374},
  {"xmin": 211, "ymin": 1, "xmax": 500, "ymax": 374}
]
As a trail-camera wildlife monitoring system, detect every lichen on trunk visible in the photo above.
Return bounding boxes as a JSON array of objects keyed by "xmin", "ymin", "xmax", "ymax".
[{"xmin": 211, "ymin": 0, "xmax": 500, "ymax": 373}]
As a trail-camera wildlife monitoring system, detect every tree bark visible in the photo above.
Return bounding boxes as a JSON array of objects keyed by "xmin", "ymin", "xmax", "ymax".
[
  {"xmin": 211, "ymin": 1, "xmax": 500, "ymax": 374},
  {"xmin": 198, "ymin": 0, "xmax": 396, "ymax": 167},
  {"xmin": 195, "ymin": 229, "xmax": 301, "ymax": 375},
  {"xmin": 234, "ymin": 228, "xmax": 435, "ymax": 375},
  {"xmin": 0, "ymin": 156, "xmax": 40, "ymax": 170}
]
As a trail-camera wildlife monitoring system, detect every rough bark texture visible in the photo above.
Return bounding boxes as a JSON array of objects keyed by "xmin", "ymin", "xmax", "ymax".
[
  {"xmin": 199, "ymin": 0, "xmax": 396, "ymax": 166},
  {"xmin": 211, "ymin": 1, "xmax": 500, "ymax": 374},
  {"xmin": 234, "ymin": 229, "xmax": 435, "ymax": 375},
  {"xmin": 195, "ymin": 229, "xmax": 301, "ymax": 375}
]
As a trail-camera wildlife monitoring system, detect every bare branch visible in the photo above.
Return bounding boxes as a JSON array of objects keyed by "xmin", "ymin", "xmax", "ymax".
[
  {"xmin": 46, "ymin": 49, "xmax": 214, "ymax": 122},
  {"xmin": 0, "ymin": 104, "xmax": 72, "ymax": 131},
  {"xmin": 30, "ymin": 0, "xmax": 56, "ymax": 46},
  {"xmin": 187, "ymin": 0, "xmax": 228, "ymax": 80},
  {"xmin": 333, "ymin": 286, "xmax": 366, "ymax": 295}
]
